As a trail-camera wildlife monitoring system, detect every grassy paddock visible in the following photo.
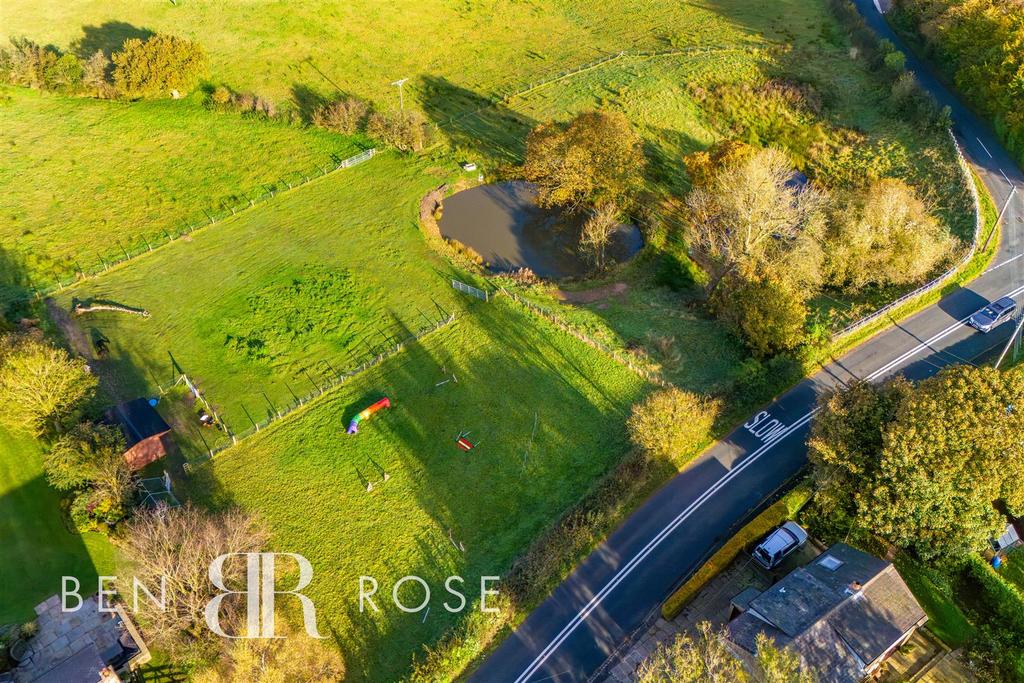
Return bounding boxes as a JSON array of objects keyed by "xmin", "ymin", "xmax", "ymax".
[
  {"xmin": 185, "ymin": 299, "xmax": 648, "ymax": 680},
  {"xmin": 0, "ymin": 87, "xmax": 364, "ymax": 284},
  {"xmin": 0, "ymin": 428, "xmax": 116, "ymax": 623},
  {"xmin": 55, "ymin": 152, "xmax": 463, "ymax": 442}
]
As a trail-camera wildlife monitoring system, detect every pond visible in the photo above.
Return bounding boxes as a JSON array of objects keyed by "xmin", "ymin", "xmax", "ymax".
[{"xmin": 437, "ymin": 181, "xmax": 643, "ymax": 279}]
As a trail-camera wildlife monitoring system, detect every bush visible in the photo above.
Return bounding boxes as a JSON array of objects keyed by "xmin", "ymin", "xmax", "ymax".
[
  {"xmin": 714, "ymin": 274, "xmax": 809, "ymax": 359},
  {"xmin": 112, "ymin": 34, "xmax": 206, "ymax": 98},
  {"xmin": 366, "ymin": 109, "xmax": 430, "ymax": 152},
  {"xmin": 311, "ymin": 96, "xmax": 369, "ymax": 134},
  {"xmin": 628, "ymin": 388, "xmax": 721, "ymax": 467}
]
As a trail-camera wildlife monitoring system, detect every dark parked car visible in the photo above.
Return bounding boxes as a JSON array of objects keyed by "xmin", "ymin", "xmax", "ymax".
[{"xmin": 968, "ymin": 296, "xmax": 1017, "ymax": 333}]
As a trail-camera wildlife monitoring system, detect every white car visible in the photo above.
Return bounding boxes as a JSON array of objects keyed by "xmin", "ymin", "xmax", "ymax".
[
  {"xmin": 752, "ymin": 521, "xmax": 808, "ymax": 569},
  {"xmin": 968, "ymin": 296, "xmax": 1017, "ymax": 333}
]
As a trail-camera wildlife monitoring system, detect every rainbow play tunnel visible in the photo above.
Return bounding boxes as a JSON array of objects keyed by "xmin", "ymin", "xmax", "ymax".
[{"xmin": 347, "ymin": 397, "xmax": 391, "ymax": 434}]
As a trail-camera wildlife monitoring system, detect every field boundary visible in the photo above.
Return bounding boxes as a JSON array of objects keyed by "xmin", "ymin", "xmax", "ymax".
[
  {"xmin": 498, "ymin": 287, "xmax": 668, "ymax": 387},
  {"xmin": 175, "ymin": 310, "xmax": 456, "ymax": 465},
  {"xmin": 32, "ymin": 148, "xmax": 377, "ymax": 299},
  {"xmin": 833, "ymin": 129, "xmax": 984, "ymax": 339}
]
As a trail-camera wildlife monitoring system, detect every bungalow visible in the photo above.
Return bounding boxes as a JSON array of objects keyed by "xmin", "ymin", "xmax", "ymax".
[
  {"xmin": 725, "ymin": 543, "xmax": 927, "ymax": 682},
  {"xmin": 104, "ymin": 398, "xmax": 172, "ymax": 471}
]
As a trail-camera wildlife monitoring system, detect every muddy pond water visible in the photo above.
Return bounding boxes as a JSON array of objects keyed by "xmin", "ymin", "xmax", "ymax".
[{"xmin": 437, "ymin": 181, "xmax": 642, "ymax": 279}]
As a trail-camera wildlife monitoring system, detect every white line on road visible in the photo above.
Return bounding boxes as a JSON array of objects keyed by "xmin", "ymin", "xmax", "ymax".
[
  {"xmin": 1000, "ymin": 168, "xmax": 1014, "ymax": 186},
  {"xmin": 513, "ymin": 280, "xmax": 1024, "ymax": 683},
  {"xmin": 978, "ymin": 138, "xmax": 993, "ymax": 158},
  {"xmin": 985, "ymin": 253, "xmax": 1024, "ymax": 275}
]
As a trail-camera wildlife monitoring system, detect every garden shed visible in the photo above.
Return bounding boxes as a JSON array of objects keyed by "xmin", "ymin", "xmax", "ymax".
[{"xmin": 104, "ymin": 398, "xmax": 172, "ymax": 471}]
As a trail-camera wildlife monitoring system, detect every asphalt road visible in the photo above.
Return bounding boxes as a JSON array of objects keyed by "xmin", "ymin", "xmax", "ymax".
[{"xmin": 471, "ymin": 4, "xmax": 1024, "ymax": 682}]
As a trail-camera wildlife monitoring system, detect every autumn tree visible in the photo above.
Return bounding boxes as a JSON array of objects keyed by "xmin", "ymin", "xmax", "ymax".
[
  {"xmin": 685, "ymin": 147, "xmax": 825, "ymax": 297},
  {"xmin": 824, "ymin": 178, "xmax": 953, "ymax": 290},
  {"xmin": 366, "ymin": 109, "xmax": 430, "ymax": 152},
  {"xmin": 637, "ymin": 622, "xmax": 816, "ymax": 682},
  {"xmin": 628, "ymin": 388, "xmax": 721, "ymax": 465},
  {"xmin": 112, "ymin": 34, "xmax": 206, "ymax": 98},
  {"xmin": 0, "ymin": 334, "xmax": 96, "ymax": 436},
  {"xmin": 311, "ymin": 96, "xmax": 369, "ymax": 134},
  {"xmin": 714, "ymin": 273, "xmax": 810, "ymax": 359},
  {"xmin": 44, "ymin": 422, "xmax": 130, "ymax": 499},
  {"xmin": 119, "ymin": 504, "xmax": 268, "ymax": 658},
  {"xmin": 683, "ymin": 139, "xmax": 756, "ymax": 189},
  {"xmin": 578, "ymin": 202, "xmax": 620, "ymax": 269},
  {"xmin": 81, "ymin": 50, "xmax": 112, "ymax": 97},
  {"xmin": 523, "ymin": 110, "xmax": 646, "ymax": 211},
  {"xmin": 808, "ymin": 365, "xmax": 1024, "ymax": 560},
  {"xmin": 194, "ymin": 616, "xmax": 345, "ymax": 683}
]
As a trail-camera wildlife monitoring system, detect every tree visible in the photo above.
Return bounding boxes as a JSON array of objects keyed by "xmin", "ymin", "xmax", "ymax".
[
  {"xmin": 366, "ymin": 109, "xmax": 429, "ymax": 152},
  {"xmin": 112, "ymin": 34, "xmax": 206, "ymax": 98},
  {"xmin": 685, "ymin": 147, "xmax": 825, "ymax": 297},
  {"xmin": 683, "ymin": 139, "xmax": 756, "ymax": 189},
  {"xmin": 636, "ymin": 622, "xmax": 748, "ymax": 683},
  {"xmin": 754, "ymin": 633, "xmax": 815, "ymax": 683},
  {"xmin": 714, "ymin": 273, "xmax": 810, "ymax": 359},
  {"xmin": 194, "ymin": 616, "xmax": 345, "ymax": 683},
  {"xmin": 311, "ymin": 96, "xmax": 369, "ymax": 134},
  {"xmin": 628, "ymin": 388, "xmax": 721, "ymax": 465},
  {"xmin": 824, "ymin": 178, "xmax": 953, "ymax": 290},
  {"xmin": 0, "ymin": 334, "xmax": 96, "ymax": 436},
  {"xmin": 808, "ymin": 366, "xmax": 1024, "ymax": 561},
  {"xmin": 44, "ymin": 422, "xmax": 129, "ymax": 498},
  {"xmin": 523, "ymin": 110, "xmax": 646, "ymax": 211},
  {"xmin": 3, "ymin": 37, "xmax": 57, "ymax": 89},
  {"xmin": 636, "ymin": 622, "xmax": 817, "ymax": 682},
  {"xmin": 82, "ymin": 50, "xmax": 112, "ymax": 97},
  {"xmin": 119, "ymin": 504, "xmax": 268, "ymax": 656},
  {"xmin": 578, "ymin": 203, "xmax": 620, "ymax": 269}
]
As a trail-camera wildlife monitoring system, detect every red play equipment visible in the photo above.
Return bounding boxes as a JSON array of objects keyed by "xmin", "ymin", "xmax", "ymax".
[{"xmin": 347, "ymin": 397, "xmax": 391, "ymax": 434}]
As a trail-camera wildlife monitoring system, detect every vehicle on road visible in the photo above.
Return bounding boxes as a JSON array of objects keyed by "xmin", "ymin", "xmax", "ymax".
[
  {"xmin": 752, "ymin": 521, "xmax": 808, "ymax": 569},
  {"xmin": 968, "ymin": 296, "xmax": 1017, "ymax": 333}
]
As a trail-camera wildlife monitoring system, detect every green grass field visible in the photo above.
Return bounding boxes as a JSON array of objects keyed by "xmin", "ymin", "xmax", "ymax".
[
  {"xmin": 186, "ymin": 299, "xmax": 648, "ymax": 680},
  {"xmin": 0, "ymin": 428, "xmax": 116, "ymax": 623},
  {"xmin": 0, "ymin": 87, "xmax": 365, "ymax": 284},
  {"xmin": 55, "ymin": 152, "xmax": 464, "ymax": 444}
]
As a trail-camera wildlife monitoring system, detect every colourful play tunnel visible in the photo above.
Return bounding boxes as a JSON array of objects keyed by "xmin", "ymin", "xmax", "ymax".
[{"xmin": 347, "ymin": 397, "xmax": 391, "ymax": 434}]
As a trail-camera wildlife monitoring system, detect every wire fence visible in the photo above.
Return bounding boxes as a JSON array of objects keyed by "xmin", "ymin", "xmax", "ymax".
[
  {"xmin": 177, "ymin": 310, "xmax": 457, "ymax": 466},
  {"xmin": 498, "ymin": 287, "xmax": 669, "ymax": 387},
  {"xmin": 30, "ymin": 148, "xmax": 377, "ymax": 299},
  {"xmin": 833, "ymin": 129, "xmax": 985, "ymax": 340}
]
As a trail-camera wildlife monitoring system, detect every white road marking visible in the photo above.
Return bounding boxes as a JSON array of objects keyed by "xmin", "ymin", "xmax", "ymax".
[
  {"xmin": 513, "ymin": 280, "xmax": 1024, "ymax": 683},
  {"xmin": 985, "ymin": 253, "xmax": 1024, "ymax": 275},
  {"xmin": 1000, "ymin": 168, "xmax": 1014, "ymax": 186},
  {"xmin": 743, "ymin": 411, "xmax": 788, "ymax": 442},
  {"xmin": 978, "ymin": 138, "xmax": 993, "ymax": 158}
]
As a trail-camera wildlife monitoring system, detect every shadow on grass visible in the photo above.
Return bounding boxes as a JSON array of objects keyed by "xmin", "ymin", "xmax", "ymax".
[{"xmin": 73, "ymin": 21, "xmax": 154, "ymax": 58}]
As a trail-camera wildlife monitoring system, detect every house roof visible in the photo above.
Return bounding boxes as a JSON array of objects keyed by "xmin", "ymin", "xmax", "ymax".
[
  {"xmin": 104, "ymin": 398, "xmax": 170, "ymax": 448},
  {"xmin": 727, "ymin": 543, "xmax": 925, "ymax": 682}
]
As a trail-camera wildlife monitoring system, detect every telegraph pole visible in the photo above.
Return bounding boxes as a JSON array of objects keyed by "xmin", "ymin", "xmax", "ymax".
[{"xmin": 391, "ymin": 78, "xmax": 408, "ymax": 110}]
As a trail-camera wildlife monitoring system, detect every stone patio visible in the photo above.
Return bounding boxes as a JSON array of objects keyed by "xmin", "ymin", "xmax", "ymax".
[{"xmin": 14, "ymin": 595, "xmax": 146, "ymax": 683}]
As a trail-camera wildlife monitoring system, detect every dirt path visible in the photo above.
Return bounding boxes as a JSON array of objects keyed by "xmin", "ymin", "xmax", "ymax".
[
  {"xmin": 554, "ymin": 282, "xmax": 628, "ymax": 304},
  {"xmin": 46, "ymin": 298, "xmax": 122, "ymax": 398}
]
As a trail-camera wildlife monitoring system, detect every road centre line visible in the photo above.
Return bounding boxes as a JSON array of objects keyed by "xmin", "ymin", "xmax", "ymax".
[
  {"xmin": 513, "ymin": 280, "xmax": 1024, "ymax": 683},
  {"xmin": 978, "ymin": 138, "xmax": 993, "ymax": 158}
]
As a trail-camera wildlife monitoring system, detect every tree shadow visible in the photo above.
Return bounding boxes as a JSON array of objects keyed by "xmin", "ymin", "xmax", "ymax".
[
  {"xmin": 0, "ymin": 244, "xmax": 32, "ymax": 324},
  {"xmin": 419, "ymin": 75, "xmax": 536, "ymax": 164},
  {"xmin": 289, "ymin": 83, "xmax": 330, "ymax": 124},
  {"xmin": 72, "ymin": 21, "xmax": 155, "ymax": 58}
]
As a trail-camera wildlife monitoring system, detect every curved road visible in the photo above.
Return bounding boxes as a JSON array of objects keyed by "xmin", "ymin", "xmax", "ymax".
[{"xmin": 472, "ymin": 3, "xmax": 1024, "ymax": 682}]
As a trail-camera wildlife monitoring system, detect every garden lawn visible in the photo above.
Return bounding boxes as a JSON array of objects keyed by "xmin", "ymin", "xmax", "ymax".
[
  {"xmin": 0, "ymin": 428, "xmax": 116, "ymax": 623},
  {"xmin": 893, "ymin": 554, "xmax": 975, "ymax": 648},
  {"xmin": 185, "ymin": 299, "xmax": 648, "ymax": 681},
  {"xmin": 55, "ymin": 151, "xmax": 462, "ymax": 447},
  {"xmin": 0, "ymin": 87, "xmax": 364, "ymax": 285}
]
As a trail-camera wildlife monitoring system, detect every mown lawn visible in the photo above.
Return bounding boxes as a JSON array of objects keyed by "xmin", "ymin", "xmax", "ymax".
[
  {"xmin": 0, "ymin": 87, "xmax": 364, "ymax": 284},
  {"xmin": 185, "ymin": 299, "xmax": 649, "ymax": 681},
  {"xmin": 55, "ymin": 152, "xmax": 464, "ymax": 446},
  {"xmin": 892, "ymin": 554, "xmax": 975, "ymax": 648},
  {"xmin": 0, "ymin": 428, "xmax": 116, "ymax": 623}
]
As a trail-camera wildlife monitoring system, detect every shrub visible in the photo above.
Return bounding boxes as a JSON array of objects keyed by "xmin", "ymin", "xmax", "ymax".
[
  {"xmin": 311, "ymin": 96, "xmax": 369, "ymax": 134},
  {"xmin": 714, "ymin": 274, "xmax": 809, "ymax": 359},
  {"xmin": 112, "ymin": 34, "xmax": 206, "ymax": 98},
  {"xmin": 628, "ymin": 388, "xmax": 721, "ymax": 466},
  {"xmin": 366, "ymin": 109, "xmax": 430, "ymax": 152},
  {"xmin": 210, "ymin": 85, "xmax": 231, "ymax": 106}
]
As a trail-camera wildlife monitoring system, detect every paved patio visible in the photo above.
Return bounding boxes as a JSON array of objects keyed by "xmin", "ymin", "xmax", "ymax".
[{"xmin": 14, "ymin": 595, "xmax": 144, "ymax": 683}]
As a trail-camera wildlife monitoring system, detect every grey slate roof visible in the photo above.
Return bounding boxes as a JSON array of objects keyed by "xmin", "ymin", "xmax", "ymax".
[
  {"xmin": 726, "ymin": 543, "xmax": 925, "ymax": 683},
  {"xmin": 104, "ymin": 398, "xmax": 170, "ymax": 448}
]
